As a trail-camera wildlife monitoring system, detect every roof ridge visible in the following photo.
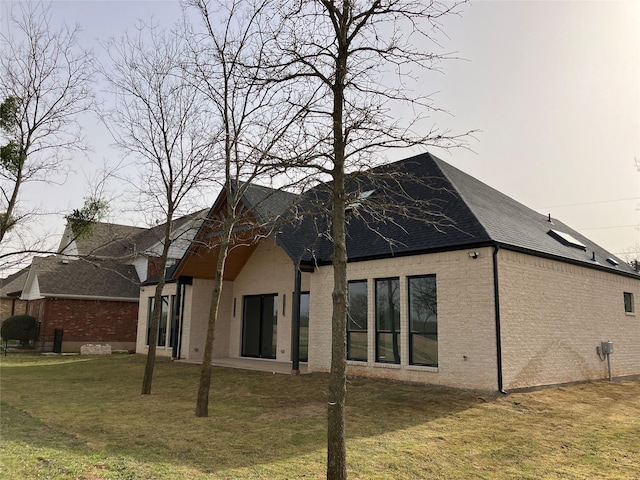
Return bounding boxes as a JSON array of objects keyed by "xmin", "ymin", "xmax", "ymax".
[{"xmin": 428, "ymin": 153, "xmax": 494, "ymax": 243}]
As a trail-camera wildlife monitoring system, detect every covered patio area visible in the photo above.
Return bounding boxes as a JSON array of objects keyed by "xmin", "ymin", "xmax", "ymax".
[{"xmin": 181, "ymin": 356, "xmax": 308, "ymax": 375}]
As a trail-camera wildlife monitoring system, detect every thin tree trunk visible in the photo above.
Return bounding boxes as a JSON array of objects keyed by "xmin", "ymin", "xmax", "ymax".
[
  {"xmin": 142, "ymin": 215, "xmax": 173, "ymax": 395},
  {"xmin": 0, "ymin": 150, "xmax": 25, "ymax": 244},
  {"xmin": 328, "ymin": 185, "xmax": 348, "ymax": 479},
  {"xmin": 195, "ymin": 219, "xmax": 233, "ymax": 417},
  {"xmin": 327, "ymin": 14, "xmax": 348, "ymax": 478}
]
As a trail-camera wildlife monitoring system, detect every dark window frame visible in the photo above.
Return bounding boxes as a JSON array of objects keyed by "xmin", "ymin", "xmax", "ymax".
[
  {"xmin": 624, "ymin": 292, "xmax": 634, "ymax": 313},
  {"xmin": 298, "ymin": 291, "xmax": 310, "ymax": 362},
  {"xmin": 347, "ymin": 280, "xmax": 368, "ymax": 362},
  {"xmin": 147, "ymin": 295, "xmax": 174, "ymax": 347},
  {"xmin": 408, "ymin": 274, "xmax": 438, "ymax": 367},
  {"xmin": 375, "ymin": 277, "xmax": 401, "ymax": 364},
  {"xmin": 241, "ymin": 293, "xmax": 278, "ymax": 359}
]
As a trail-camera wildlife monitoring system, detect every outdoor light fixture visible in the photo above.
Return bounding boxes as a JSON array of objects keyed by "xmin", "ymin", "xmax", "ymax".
[{"xmin": 468, "ymin": 251, "xmax": 479, "ymax": 259}]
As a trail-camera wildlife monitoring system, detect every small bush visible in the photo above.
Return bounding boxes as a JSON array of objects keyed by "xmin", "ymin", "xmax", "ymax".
[{"xmin": 1, "ymin": 315, "xmax": 37, "ymax": 346}]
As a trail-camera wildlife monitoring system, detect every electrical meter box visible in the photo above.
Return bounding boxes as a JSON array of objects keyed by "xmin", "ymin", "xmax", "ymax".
[{"xmin": 601, "ymin": 341, "xmax": 614, "ymax": 355}]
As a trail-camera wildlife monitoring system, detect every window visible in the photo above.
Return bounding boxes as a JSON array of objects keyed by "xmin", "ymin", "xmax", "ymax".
[
  {"xmin": 376, "ymin": 277, "xmax": 400, "ymax": 364},
  {"xmin": 241, "ymin": 294, "xmax": 278, "ymax": 359},
  {"xmin": 624, "ymin": 292, "xmax": 634, "ymax": 313},
  {"xmin": 347, "ymin": 281, "xmax": 368, "ymax": 361},
  {"xmin": 547, "ymin": 229, "xmax": 587, "ymax": 251},
  {"xmin": 299, "ymin": 292, "xmax": 310, "ymax": 362},
  {"xmin": 147, "ymin": 295, "xmax": 174, "ymax": 347},
  {"xmin": 408, "ymin": 275, "xmax": 438, "ymax": 366}
]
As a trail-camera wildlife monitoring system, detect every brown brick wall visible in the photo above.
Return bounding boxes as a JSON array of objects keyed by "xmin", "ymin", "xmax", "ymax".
[
  {"xmin": 38, "ymin": 298, "xmax": 139, "ymax": 344},
  {"xmin": 146, "ymin": 256, "xmax": 162, "ymax": 281},
  {"xmin": 1, "ymin": 297, "xmax": 27, "ymax": 322}
]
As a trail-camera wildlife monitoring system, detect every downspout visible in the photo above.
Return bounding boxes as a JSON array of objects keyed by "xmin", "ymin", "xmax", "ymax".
[
  {"xmin": 291, "ymin": 265, "xmax": 302, "ymax": 374},
  {"xmin": 493, "ymin": 245, "xmax": 507, "ymax": 394}
]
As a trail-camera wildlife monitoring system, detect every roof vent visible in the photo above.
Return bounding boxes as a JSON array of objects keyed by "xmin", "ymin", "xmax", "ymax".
[
  {"xmin": 606, "ymin": 257, "xmax": 619, "ymax": 267},
  {"xmin": 547, "ymin": 213, "xmax": 553, "ymax": 224},
  {"xmin": 547, "ymin": 229, "xmax": 587, "ymax": 251}
]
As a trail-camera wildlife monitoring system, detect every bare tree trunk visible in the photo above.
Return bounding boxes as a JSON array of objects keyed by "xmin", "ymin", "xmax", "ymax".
[
  {"xmin": 0, "ymin": 152, "xmax": 24, "ymax": 244},
  {"xmin": 195, "ymin": 219, "xmax": 233, "ymax": 417},
  {"xmin": 142, "ymin": 216, "xmax": 173, "ymax": 395},
  {"xmin": 328, "ymin": 183, "xmax": 348, "ymax": 480},
  {"xmin": 327, "ymin": 20, "xmax": 348, "ymax": 479}
]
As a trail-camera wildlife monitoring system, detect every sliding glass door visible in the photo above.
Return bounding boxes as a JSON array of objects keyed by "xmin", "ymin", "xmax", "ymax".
[{"xmin": 242, "ymin": 294, "xmax": 278, "ymax": 359}]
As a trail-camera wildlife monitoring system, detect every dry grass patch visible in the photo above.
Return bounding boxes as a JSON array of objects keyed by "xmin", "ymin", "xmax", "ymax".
[{"xmin": 1, "ymin": 353, "xmax": 638, "ymax": 479}]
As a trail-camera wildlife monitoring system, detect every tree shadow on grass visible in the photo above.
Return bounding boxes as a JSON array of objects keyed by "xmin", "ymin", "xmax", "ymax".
[{"xmin": 1, "ymin": 356, "xmax": 491, "ymax": 478}]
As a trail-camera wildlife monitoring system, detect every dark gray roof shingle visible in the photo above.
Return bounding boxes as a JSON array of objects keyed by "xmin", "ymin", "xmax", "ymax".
[
  {"xmin": 270, "ymin": 152, "xmax": 634, "ymax": 277},
  {"xmin": 32, "ymin": 256, "xmax": 140, "ymax": 299}
]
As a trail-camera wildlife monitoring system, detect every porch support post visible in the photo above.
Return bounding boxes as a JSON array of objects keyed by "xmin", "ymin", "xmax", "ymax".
[
  {"xmin": 171, "ymin": 277, "xmax": 183, "ymax": 359},
  {"xmin": 291, "ymin": 265, "xmax": 302, "ymax": 374},
  {"xmin": 172, "ymin": 276, "xmax": 192, "ymax": 359}
]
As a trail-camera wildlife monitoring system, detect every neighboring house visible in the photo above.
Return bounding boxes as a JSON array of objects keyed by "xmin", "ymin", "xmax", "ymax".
[
  {"xmin": 16, "ymin": 211, "xmax": 205, "ymax": 352},
  {"xmin": 20, "ymin": 256, "xmax": 140, "ymax": 351},
  {"xmin": 0, "ymin": 267, "xmax": 29, "ymax": 321},
  {"xmin": 137, "ymin": 153, "xmax": 640, "ymax": 391}
]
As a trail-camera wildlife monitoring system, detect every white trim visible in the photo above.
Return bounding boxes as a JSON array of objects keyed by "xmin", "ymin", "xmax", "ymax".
[{"xmin": 20, "ymin": 267, "xmax": 41, "ymax": 300}]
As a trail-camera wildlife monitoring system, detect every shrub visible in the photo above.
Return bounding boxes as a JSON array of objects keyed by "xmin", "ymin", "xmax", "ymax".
[{"xmin": 1, "ymin": 315, "xmax": 37, "ymax": 346}]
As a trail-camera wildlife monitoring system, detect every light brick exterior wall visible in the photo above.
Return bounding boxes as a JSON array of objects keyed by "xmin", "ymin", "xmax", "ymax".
[
  {"xmin": 227, "ymin": 238, "xmax": 302, "ymax": 362},
  {"xmin": 499, "ymin": 250, "xmax": 640, "ymax": 390},
  {"xmin": 178, "ymin": 240, "xmax": 311, "ymax": 364},
  {"xmin": 184, "ymin": 278, "xmax": 233, "ymax": 362},
  {"xmin": 136, "ymin": 283, "xmax": 178, "ymax": 358},
  {"xmin": 184, "ymin": 279, "xmax": 210, "ymax": 362},
  {"xmin": 308, "ymin": 247, "xmax": 499, "ymax": 390}
]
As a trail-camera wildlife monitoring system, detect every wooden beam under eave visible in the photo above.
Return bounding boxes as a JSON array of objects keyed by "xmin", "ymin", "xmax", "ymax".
[{"xmin": 177, "ymin": 241, "xmax": 258, "ymax": 281}]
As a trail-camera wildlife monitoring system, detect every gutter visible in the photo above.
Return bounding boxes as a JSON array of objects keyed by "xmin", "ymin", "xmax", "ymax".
[
  {"xmin": 40, "ymin": 294, "xmax": 140, "ymax": 302},
  {"xmin": 493, "ymin": 245, "xmax": 507, "ymax": 395}
]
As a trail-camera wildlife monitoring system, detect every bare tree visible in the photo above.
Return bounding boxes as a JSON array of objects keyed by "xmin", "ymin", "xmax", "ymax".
[
  {"xmin": 269, "ymin": 1, "xmax": 469, "ymax": 478},
  {"xmin": 183, "ymin": 0, "xmax": 310, "ymax": 417},
  {"xmin": 0, "ymin": 2, "xmax": 94, "ymax": 248},
  {"xmin": 102, "ymin": 20, "xmax": 216, "ymax": 395}
]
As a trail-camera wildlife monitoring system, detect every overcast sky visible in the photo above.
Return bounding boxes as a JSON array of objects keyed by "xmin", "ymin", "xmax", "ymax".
[{"xmin": 2, "ymin": 0, "xmax": 639, "ymax": 268}]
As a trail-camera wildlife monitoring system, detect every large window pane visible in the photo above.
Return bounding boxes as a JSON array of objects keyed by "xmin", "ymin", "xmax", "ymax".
[
  {"xmin": 299, "ymin": 292, "xmax": 310, "ymax": 362},
  {"xmin": 261, "ymin": 295, "xmax": 278, "ymax": 358},
  {"xmin": 157, "ymin": 296, "xmax": 169, "ymax": 346},
  {"xmin": 409, "ymin": 275, "xmax": 438, "ymax": 366},
  {"xmin": 347, "ymin": 280, "xmax": 367, "ymax": 361},
  {"xmin": 242, "ymin": 296, "xmax": 262, "ymax": 357},
  {"xmin": 147, "ymin": 295, "xmax": 170, "ymax": 347},
  {"xmin": 242, "ymin": 294, "xmax": 277, "ymax": 359},
  {"xmin": 376, "ymin": 278, "xmax": 400, "ymax": 363}
]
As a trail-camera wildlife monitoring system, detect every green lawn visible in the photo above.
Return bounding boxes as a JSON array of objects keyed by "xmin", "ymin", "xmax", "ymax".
[{"xmin": 1, "ymin": 353, "xmax": 638, "ymax": 479}]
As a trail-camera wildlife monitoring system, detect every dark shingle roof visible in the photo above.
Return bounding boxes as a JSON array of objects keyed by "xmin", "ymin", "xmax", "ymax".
[
  {"xmin": 270, "ymin": 152, "xmax": 635, "ymax": 277},
  {"xmin": 0, "ymin": 267, "xmax": 30, "ymax": 297},
  {"xmin": 73, "ymin": 223, "xmax": 147, "ymax": 258},
  {"xmin": 32, "ymin": 256, "xmax": 140, "ymax": 299},
  {"xmin": 131, "ymin": 209, "xmax": 208, "ymax": 254},
  {"xmin": 432, "ymin": 155, "xmax": 635, "ymax": 275},
  {"xmin": 241, "ymin": 183, "xmax": 299, "ymax": 222}
]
